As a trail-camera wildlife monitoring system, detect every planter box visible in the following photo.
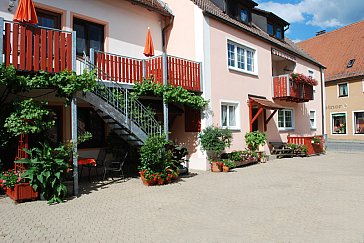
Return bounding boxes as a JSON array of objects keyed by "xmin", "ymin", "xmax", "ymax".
[
  {"xmin": 6, "ymin": 183, "xmax": 38, "ymax": 202},
  {"xmin": 210, "ymin": 162, "xmax": 223, "ymax": 172}
]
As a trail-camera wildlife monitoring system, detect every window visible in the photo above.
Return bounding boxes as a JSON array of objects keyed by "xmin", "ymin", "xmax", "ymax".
[
  {"xmin": 331, "ymin": 113, "xmax": 346, "ymax": 134},
  {"xmin": 227, "ymin": 41, "xmax": 256, "ymax": 74},
  {"xmin": 347, "ymin": 59, "xmax": 355, "ymax": 68},
  {"xmin": 308, "ymin": 70, "xmax": 314, "ymax": 78},
  {"xmin": 309, "ymin": 70, "xmax": 315, "ymax": 100},
  {"xmin": 354, "ymin": 112, "xmax": 364, "ymax": 134},
  {"xmin": 267, "ymin": 23, "xmax": 274, "ymax": 35},
  {"xmin": 73, "ymin": 18, "xmax": 104, "ymax": 56},
  {"xmin": 267, "ymin": 23, "xmax": 284, "ymax": 40},
  {"xmin": 310, "ymin": 110, "xmax": 316, "ymax": 129},
  {"xmin": 78, "ymin": 107, "xmax": 105, "ymax": 148},
  {"xmin": 239, "ymin": 9, "xmax": 249, "ymax": 23},
  {"xmin": 278, "ymin": 109, "xmax": 294, "ymax": 130},
  {"xmin": 338, "ymin": 83, "xmax": 348, "ymax": 97},
  {"xmin": 36, "ymin": 8, "xmax": 61, "ymax": 29},
  {"xmin": 221, "ymin": 103, "xmax": 239, "ymax": 129}
]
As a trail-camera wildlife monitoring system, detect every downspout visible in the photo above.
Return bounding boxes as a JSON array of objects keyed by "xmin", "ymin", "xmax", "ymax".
[
  {"xmin": 320, "ymin": 67, "xmax": 326, "ymax": 141},
  {"xmin": 161, "ymin": 15, "xmax": 174, "ymax": 140}
]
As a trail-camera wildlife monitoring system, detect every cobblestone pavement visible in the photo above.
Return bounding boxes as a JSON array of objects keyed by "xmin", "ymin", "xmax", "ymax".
[{"xmin": 1, "ymin": 152, "xmax": 364, "ymax": 243}]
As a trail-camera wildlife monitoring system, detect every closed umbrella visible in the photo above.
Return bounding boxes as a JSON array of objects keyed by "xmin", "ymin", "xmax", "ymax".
[
  {"xmin": 143, "ymin": 27, "xmax": 154, "ymax": 57},
  {"xmin": 13, "ymin": 0, "xmax": 38, "ymax": 24}
]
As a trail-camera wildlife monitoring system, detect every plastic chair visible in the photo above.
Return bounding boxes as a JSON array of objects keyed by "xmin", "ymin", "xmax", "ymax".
[
  {"xmin": 103, "ymin": 152, "xmax": 128, "ymax": 181},
  {"xmin": 81, "ymin": 148, "xmax": 107, "ymax": 180}
]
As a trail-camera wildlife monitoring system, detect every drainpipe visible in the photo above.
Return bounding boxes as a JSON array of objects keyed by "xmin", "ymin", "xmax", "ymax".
[
  {"xmin": 161, "ymin": 16, "xmax": 174, "ymax": 141},
  {"xmin": 320, "ymin": 67, "xmax": 326, "ymax": 141}
]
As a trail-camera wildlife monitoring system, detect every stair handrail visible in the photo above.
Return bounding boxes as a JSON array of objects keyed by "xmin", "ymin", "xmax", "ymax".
[{"xmin": 78, "ymin": 56, "xmax": 162, "ymax": 137}]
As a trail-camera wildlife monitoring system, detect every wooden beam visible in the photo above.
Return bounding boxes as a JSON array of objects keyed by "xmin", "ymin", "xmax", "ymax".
[
  {"xmin": 265, "ymin": 109, "xmax": 278, "ymax": 125},
  {"xmin": 249, "ymin": 100, "xmax": 253, "ymax": 132},
  {"xmin": 264, "ymin": 109, "xmax": 267, "ymax": 131},
  {"xmin": 251, "ymin": 107, "xmax": 264, "ymax": 127}
]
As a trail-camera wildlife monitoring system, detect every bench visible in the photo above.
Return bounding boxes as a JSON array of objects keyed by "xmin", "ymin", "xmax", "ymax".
[{"xmin": 269, "ymin": 142, "xmax": 294, "ymax": 158}]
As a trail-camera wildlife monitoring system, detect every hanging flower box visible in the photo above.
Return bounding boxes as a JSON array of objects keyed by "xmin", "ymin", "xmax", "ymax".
[{"xmin": 6, "ymin": 183, "xmax": 39, "ymax": 202}]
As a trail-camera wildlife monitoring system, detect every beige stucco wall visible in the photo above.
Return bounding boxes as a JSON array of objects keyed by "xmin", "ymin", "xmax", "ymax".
[
  {"xmin": 1, "ymin": 0, "xmax": 164, "ymax": 58},
  {"xmin": 326, "ymin": 78, "xmax": 364, "ymax": 140}
]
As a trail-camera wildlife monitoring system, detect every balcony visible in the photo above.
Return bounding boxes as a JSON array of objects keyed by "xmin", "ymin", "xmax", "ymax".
[
  {"xmin": 272, "ymin": 74, "xmax": 314, "ymax": 103},
  {"xmin": 2, "ymin": 20, "xmax": 73, "ymax": 73},
  {"xmin": 93, "ymin": 51, "xmax": 202, "ymax": 92}
]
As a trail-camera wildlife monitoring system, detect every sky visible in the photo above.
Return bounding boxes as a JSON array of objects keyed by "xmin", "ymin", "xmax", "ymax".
[{"xmin": 256, "ymin": 0, "xmax": 364, "ymax": 42}]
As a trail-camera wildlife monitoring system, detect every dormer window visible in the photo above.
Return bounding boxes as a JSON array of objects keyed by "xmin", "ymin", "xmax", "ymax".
[
  {"xmin": 240, "ymin": 9, "xmax": 249, "ymax": 23},
  {"xmin": 267, "ymin": 22, "xmax": 284, "ymax": 40}
]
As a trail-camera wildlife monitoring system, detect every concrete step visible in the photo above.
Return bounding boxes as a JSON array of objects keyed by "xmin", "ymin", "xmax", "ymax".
[{"xmin": 326, "ymin": 139, "xmax": 364, "ymax": 152}]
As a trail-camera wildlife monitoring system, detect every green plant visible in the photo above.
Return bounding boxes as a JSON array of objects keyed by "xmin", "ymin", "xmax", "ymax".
[
  {"xmin": 244, "ymin": 131, "xmax": 267, "ymax": 151},
  {"xmin": 227, "ymin": 151, "xmax": 244, "ymax": 162},
  {"xmin": 198, "ymin": 126, "xmax": 232, "ymax": 161},
  {"xmin": 312, "ymin": 136, "xmax": 321, "ymax": 144},
  {"xmin": 287, "ymin": 143, "xmax": 308, "ymax": 155},
  {"xmin": 19, "ymin": 143, "xmax": 70, "ymax": 204},
  {"xmin": 133, "ymin": 78, "xmax": 208, "ymax": 110},
  {"xmin": 0, "ymin": 169, "xmax": 24, "ymax": 189},
  {"xmin": 222, "ymin": 160, "xmax": 235, "ymax": 168}
]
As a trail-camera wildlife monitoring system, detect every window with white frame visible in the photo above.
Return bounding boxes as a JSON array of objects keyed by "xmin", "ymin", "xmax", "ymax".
[
  {"xmin": 221, "ymin": 103, "xmax": 239, "ymax": 129},
  {"xmin": 278, "ymin": 109, "xmax": 294, "ymax": 130},
  {"xmin": 227, "ymin": 41, "xmax": 256, "ymax": 73},
  {"xmin": 354, "ymin": 112, "xmax": 364, "ymax": 134},
  {"xmin": 310, "ymin": 110, "xmax": 316, "ymax": 129},
  {"xmin": 331, "ymin": 113, "xmax": 346, "ymax": 134},
  {"xmin": 338, "ymin": 83, "xmax": 348, "ymax": 97}
]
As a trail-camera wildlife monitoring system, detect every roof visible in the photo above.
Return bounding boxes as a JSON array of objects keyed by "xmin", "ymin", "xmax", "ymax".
[
  {"xmin": 252, "ymin": 7, "xmax": 289, "ymax": 26},
  {"xmin": 127, "ymin": 0, "xmax": 173, "ymax": 17},
  {"xmin": 298, "ymin": 20, "xmax": 364, "ymax": 82},
  {"xmin": 190, "ymin": 0, "xmax": 323, "ymax": 67},
  {"xmin": 249, "ymin": 97, "xmax": 285, "ymax": 110}
]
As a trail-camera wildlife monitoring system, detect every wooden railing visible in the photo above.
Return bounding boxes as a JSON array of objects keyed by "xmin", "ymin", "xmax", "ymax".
[
  {"xmin": 272, "ymin": 75, "xmax": 313, "ymax": 102},
  {"xmin": 2, "ymin": 20, "xmax": 73, "ymax": 73},
  {"xmin": 94, "ymin": 51, "xmax": 202, "ymax": 92},
  {"xmin": 287, "ymin": 135, "xmax": 324, "ymax": 155}
]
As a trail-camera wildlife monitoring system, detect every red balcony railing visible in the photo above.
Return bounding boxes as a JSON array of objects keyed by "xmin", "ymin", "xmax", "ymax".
[
  {"xmin": 272, "ymin": 75, "xmax": 313, "ymax": 102},
  {"xmin": 2, "ymin": 20, "xmax": 73, "ymax": 73},
  {"xmin": 94, "ymin": 51, "xmax": 201, "ymax": 92}
]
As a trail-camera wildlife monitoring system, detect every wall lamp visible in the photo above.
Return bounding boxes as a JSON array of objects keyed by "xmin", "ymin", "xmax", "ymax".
[{"xmin": 8, "ymin": 0, "xmax": 17, "ymax": 12}]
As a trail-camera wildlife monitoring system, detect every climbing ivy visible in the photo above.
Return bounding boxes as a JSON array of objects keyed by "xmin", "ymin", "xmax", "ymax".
[
  {"xmin": 0, "ymin": 64, "xmax": 97, "ymax": 105},
  {"xmin": 132, "ymin": 79, "xmax": 208, "ymax": 110}
]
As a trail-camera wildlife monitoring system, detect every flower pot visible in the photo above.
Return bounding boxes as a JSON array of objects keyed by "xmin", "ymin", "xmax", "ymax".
[
  {"xmin": 222, "ymin": 166, "xmax": 230, "ymax": 172},
  {"xmin": 6, "ymin": 183, "xmax": 38, "ymax": 202},
  {"xmin": 140, "ymin": 173, "xmax": 156, "ymax": 186},
  {"xmin": 157, "ymin": 177, "xmax": 165, "ymax": 185},
  {"xmin": 211, "ymin": 162, "xmax": 223, "ymax": 172}
]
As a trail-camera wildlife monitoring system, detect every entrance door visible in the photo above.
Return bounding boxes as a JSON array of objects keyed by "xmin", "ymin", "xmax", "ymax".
[{"xmin": 252, "ymin": 107, "xmax": 259, "ymax": 131}]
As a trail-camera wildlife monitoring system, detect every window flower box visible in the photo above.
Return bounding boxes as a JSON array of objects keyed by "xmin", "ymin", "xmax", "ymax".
[{"xmin": 6, "ymin": 183, "xmax": 38, "ymax": 202}]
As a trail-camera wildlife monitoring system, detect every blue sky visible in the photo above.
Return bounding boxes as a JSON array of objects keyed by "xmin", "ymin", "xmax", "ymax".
[{"xmin": 256, "ymin": 0, "xmax": 364, "ymax": 42}]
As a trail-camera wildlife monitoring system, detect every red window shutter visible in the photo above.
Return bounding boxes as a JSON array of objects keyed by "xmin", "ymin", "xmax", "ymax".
[{"xmin": 185, "ymin": 106, "xmax": 201, "ymax": 132}]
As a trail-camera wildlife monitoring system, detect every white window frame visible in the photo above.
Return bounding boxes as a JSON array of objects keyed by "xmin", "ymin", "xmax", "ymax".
[
  {"xmin": 337, "ymin": 82, "xmax": 349, "ymax": 98},
  {"xmin": 309, "ymin": 109, "xmax": 316, "ymax": 130},
  {"xmin": 278, "ymin": 109, "xmax": 295, "ymax": 131},
  {"xmin": 226, "ymin": 39, "xmax": 258, "ymax": 76},
  {"xmin": 352, "ymin": 110, "xmax": 364, "ymax": 135},
  {"xmin": 330, "ymin": 112, "xmax": 347, "ymax": 135},
  {"xmin": 220, "ymin": 100, "xmax": 240, "ymax": 130}
]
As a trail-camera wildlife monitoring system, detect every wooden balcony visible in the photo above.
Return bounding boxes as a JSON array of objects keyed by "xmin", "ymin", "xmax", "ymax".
[
  {"xmin": 272, "ymin": 75, "xmax": 313, "ymax": 103},
  {"xmin": 93, "ymin": 51, "xmax": 202, "ymax": 92},
  {"xmin": 1, "ymin": 20, "xmax": 74, "ymax": 73}
]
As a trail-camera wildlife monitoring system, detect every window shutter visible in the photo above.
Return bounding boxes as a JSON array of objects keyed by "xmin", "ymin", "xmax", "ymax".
[{"xmin": 185, "ymin": 106, "xmax": 201, "ymax": 132}]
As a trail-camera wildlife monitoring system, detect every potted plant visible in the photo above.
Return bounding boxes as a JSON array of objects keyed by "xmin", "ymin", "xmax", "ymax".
[
  {"xmin": 259, "ymin": 153, "xmax": 269, "ymax": 163},
  {"xmin": 311, "ymin": 136, "xmax": 321, "ymax": 145},
  {"xmin": 198, "ymin": 126, "xmax": 232, "ymax": 172},
  {"xmin": 222, "ymin": 160, "xmax": 235, "ymax": 172},
  {"xmin": 0, "ymin": 169, "xmax": 38, "ymax": 202},
  {"xmin": 245, "ymin": 131, "xmax": 267, "ymax": 152}
]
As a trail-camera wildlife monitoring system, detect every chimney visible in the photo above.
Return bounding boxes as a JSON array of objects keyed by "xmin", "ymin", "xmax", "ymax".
[{"xmin": 316, "ymin": 30, "xmax": 326, "ymax": 36}]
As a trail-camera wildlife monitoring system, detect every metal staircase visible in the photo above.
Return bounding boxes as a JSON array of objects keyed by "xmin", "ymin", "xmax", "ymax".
[{"xmin": 77, "ymin": 58, "xmax": 161, "ymax": 146}]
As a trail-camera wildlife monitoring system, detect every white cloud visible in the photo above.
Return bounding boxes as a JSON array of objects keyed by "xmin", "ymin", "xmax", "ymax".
[
  {"xmin": 257, "ymin": 0, "xmax": 364, "ymax": 28},
  {"xmin": 291, "ymin": 39, "xmax": 302, "ymax": 43}
]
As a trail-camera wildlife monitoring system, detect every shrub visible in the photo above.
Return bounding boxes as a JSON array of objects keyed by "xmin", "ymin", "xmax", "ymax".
[{"xmin": 198, "ymin": 126, "xmax": 232, "ymax": 161}]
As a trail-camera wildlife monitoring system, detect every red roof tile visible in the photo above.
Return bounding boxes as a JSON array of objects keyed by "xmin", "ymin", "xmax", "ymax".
[{"xmin": 298, "ymin": 20, "xmax": 364, "ymax": 82}]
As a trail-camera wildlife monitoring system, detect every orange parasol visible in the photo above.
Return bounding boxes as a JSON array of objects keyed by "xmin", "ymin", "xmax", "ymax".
[
  {"xmin": 143, "ymin": 27, "xmax": 155, "ymax": 57},
  {"xmin": 13, "ymin": 0, "xmax": 38, "ymax": 24}
]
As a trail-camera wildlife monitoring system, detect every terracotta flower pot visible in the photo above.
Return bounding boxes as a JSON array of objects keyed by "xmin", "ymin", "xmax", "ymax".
[
  {"xmin": 6, "ymin": 183, "xmax": 38, "ymax": 202},
  {"xmin": 222, "ymin": 166, "xmax": 230, "ymax": 172},
  {"xmin": 140, "ymin": 173, "xmax": 156, "ymax": 186},
  {"xmin": 211, "ymin": 162, "xmax": 223, "ymax": 172}
]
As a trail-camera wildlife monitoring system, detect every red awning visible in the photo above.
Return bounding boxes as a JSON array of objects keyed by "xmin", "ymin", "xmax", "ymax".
[
  {"xmin": 13, "ymin": 0, "xmax": 38, "ymax": 24},
  {"xmin": 143, "ymin": 27, "xmax": 155, "ymax": 57},
  {"xmin": 249, "ymin": 97, "xmax": 285, "ymax": 110}
]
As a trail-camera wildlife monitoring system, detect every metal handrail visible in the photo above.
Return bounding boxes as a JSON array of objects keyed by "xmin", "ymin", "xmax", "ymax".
[{"xmin": 78, "ymin": 57, "xmax": 162, "ymax": 137}]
